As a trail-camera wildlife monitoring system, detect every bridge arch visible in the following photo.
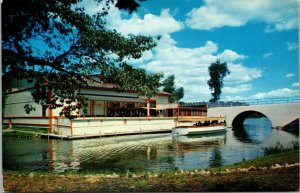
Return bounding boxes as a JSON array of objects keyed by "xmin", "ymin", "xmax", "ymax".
[
  {"xmin": 232, "ymin": 110, "xmax": 271, "ymax": 130},
  {"xmin": 207, "ymin": 103, "xmax": 299, "ymax": 128}
]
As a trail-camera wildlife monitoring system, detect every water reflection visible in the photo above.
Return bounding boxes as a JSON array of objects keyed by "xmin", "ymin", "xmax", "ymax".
[
  {"xmin": 3, "ymin": 121, "xmax": 298, "ymax": 173},
  {"xmin": 209, "ymin": 148, "xmax": 223, "ymax": 168},
  {"xmin": 172, "ymin": 132, "xmax": 226, "ymax": 147},
  {"xmin": 233, "ymin": 117, "xmax": 272, "ymax": 144}
]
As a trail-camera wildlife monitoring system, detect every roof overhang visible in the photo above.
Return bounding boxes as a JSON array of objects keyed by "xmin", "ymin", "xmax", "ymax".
[{"xmin": 83, "ymin": 94, "xmax": 146, "ymax": 103}]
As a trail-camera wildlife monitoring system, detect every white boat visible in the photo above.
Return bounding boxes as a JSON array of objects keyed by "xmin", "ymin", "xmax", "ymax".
[{"xmin": 172, "ymin": 124, "xmax": 227, "ymax": 136}]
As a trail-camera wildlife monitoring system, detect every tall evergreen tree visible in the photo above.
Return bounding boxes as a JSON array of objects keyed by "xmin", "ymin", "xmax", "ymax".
[{"xmin": 207, "ymin": 60, "xmax": 230, "ymax": 102}]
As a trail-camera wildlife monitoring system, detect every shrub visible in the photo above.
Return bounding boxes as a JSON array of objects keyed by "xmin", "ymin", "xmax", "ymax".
[{"xmin": 263, "ymin": 141, "xmax": 299, "ymax": 156}]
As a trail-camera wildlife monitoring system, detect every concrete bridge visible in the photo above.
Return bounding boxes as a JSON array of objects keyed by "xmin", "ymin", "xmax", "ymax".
[{"xmin": 207, "ymin": 97, "xmax": 299, "ymax": 129}]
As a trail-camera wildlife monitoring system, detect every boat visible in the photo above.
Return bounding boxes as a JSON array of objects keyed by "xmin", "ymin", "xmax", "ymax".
[{"xmin": 172, "ymin": 124, "xmax": 227, "ymax": 136}]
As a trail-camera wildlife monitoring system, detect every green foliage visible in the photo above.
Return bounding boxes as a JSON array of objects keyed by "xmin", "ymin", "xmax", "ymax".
[
  {"xmin": 12, "ymin": 127, "xmax": 48, "ymax": 134},
  {"xmin": 2, "ymin": 0, "xmax": 161, "ymax": 119},
  {"xmin": 162, "ymin": 75, "xmax": 184, "ymax": 102},
  {"xmin": 162, "ymin": 75, "xmax": 176, "ymax": 95},
  {"xmin": 174, "ymin": 87, "xmax": 184, "ymax": 102},
  {"xmin": 207, "ymin": 60, "xmax": 230, "ymax": 102},
  {"xmin": 263, "ymin": 141, "xmax": 299, "ymax": 156},
  {"xmin": 2, "ymin": 131, "xmax": 36, "ymax": 138}
]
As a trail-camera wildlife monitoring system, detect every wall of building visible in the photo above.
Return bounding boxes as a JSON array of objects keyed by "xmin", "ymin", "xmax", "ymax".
[
  {"xmin": 4, "ymin": 89, "xmax": 66, "ymax": 117},
  {"xmin": 152, "ymin": 95, "xmax": 169, "ymax": 103},
  {"xmin": 71, "ymin": 117, "xmax": 176, "ymax": 136},
  {"xmin": 4, "ymin": 90, "xmax": 42, "ymax": 117}
]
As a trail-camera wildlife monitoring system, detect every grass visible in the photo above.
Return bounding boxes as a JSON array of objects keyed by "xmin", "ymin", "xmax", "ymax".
[
  {"xmin": 2, "ymin": 131, "xmax": 37, "ymax": 138},
  {"xmin": 2, "ymin": 126, "xmax": 48, "ymax": 138},
  {"xmin": 3, "ymin": 150, "xmax": 299, "ymax": 192},
  {"xmin": 8, "ymin": 126, "xmax": 48, "ymax": 133},
  {"xmin": 263, "ymin": 141, "xmax": 299, "ymax": 155},
  {"xmin": 210, "ymin": 150, "xmax": 299, "ymax": 172}
]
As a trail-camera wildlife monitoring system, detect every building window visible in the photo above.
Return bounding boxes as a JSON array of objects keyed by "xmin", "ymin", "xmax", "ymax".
[{"xmin": 150, "ymin": 102, "xmax": 156, "ymax": 108}]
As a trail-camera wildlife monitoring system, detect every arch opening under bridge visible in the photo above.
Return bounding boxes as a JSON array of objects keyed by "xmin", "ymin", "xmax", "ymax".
[{"xmin": 232, "ymin": 110, "xmax": 271, "ymax": 130}]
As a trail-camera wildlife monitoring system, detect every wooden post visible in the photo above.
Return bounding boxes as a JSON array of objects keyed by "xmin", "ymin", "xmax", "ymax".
[
  {"xmin": 8, "ymin": 118, "xmax": 12, "ymax": 129},
  {"xmin": 104, "ymin": 101, "xmax": 107, "ymax": 117},
  {"xmin": 57, "ymin": 118, "xmax": 60, "ymax": 135},
  {"xmin": 177, "ymin": 101, "xmax": 180, "ymax": 120},
  {"xmin": 48, "ymin": 89, "xmax": 53, "ymax": 134},
  {"xmin": 147, "ymin": 100, "xmax": 150, "ymax": 117},
  {"xmin": 70, "ymin": 120, "xmax": 74, "ymax": 137}
]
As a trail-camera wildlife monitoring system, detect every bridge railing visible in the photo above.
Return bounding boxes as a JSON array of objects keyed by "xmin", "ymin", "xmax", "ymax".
[{"xmin": 208, "ymin": 96, "xmax": 299, "ymax": 108}]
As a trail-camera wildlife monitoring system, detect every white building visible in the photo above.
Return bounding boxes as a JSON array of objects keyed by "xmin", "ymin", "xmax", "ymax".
[{"xmin": 3, "ymin": 76, "xmax": 208, "ymax": 138}]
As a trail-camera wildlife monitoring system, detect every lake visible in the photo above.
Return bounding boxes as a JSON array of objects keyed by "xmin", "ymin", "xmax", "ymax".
[{"xmin": 3, "ymin": 117, "xmax": 298, "ymax": 173}]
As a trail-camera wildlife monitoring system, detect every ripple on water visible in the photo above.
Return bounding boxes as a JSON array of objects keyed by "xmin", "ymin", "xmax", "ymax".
[{"xmin": 3, "ymin": 123, "xmax": 298, "ymax": 172}]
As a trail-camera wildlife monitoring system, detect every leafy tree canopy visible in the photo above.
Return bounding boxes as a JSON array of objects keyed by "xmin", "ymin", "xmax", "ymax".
[
  {"xmin": 2, "ymin": 0, "xmax": 162, "ymax": 118},
  {"xmin": 162, "ymin": 75, "xmax": 184, "ymax": 103},
  {"xmin": 207, "ymin": 60, "xmax": 230, "ymax": 102}
]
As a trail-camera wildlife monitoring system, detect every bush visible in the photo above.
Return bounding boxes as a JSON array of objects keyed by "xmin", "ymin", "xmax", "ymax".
[{"xmin": 263, "ymin": 141, "xmax": 299, "ymax": 156}]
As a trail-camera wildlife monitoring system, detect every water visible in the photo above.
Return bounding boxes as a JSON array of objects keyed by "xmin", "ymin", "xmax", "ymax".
[{"xmin": 3, "ymin": 117, "xmax": 298, "ymax": 173}]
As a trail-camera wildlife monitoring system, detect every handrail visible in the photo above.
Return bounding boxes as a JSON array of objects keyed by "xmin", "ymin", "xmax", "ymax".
[{"xmin": 208, "ymin": 96, "xmax": 299, "ymax": 108}]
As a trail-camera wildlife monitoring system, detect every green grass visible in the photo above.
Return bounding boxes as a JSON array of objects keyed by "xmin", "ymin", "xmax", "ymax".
[
  {"xmin": 211, "ymin": 150, "xmax": 299, "ymax": 172},
  {"xmin": 2, "ymin": 126, "xmax": 48, "ymax": 138},
  {"xmin": 11, "ymin": 126, "xmax": 48, "ymax": 133},
  {"xmin": 263, "ymin": 141, "xmax": 299, "ymax": 155},
  {"xmin": 2, "ymin": 131, "xmax": 37, "ymax": 138}
]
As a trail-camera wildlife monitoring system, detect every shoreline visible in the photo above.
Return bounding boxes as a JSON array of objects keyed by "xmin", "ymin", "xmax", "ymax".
[{"xmin": 3, "ymin": 150, "xmax": 299, "ymax": 192}]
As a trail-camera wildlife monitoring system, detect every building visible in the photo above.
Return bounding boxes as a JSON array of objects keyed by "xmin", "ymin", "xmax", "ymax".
[{"xmin": 3, "ymin": 75, "xmax": 209, "ymax": 139}]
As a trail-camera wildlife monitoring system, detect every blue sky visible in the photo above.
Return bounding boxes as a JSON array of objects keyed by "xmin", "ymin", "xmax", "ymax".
[{"xmin": 83, "ymin": 0, "xmax": 299, "ymax": 102}]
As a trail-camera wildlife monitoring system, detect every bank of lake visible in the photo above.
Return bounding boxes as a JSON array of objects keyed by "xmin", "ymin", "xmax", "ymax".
[{"xmin": 3, "ymin": 150, "xmax": 299, "ymax": 192}]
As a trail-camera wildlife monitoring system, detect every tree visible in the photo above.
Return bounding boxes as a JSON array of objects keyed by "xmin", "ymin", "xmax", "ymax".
[
  {"xmin": 162, "ymin": 75, "xmax": 184, "ymax": 102},
  {"xmin": 2, "ymin": 0, "xmax": 162, "ymax": 118},
  {"xmin": 207, "ymin": 60, "xmax": 230, "ymax": 102},
  {"xmin": 174, "ymin": 87, "xmax": 184, "ymax": 102}
]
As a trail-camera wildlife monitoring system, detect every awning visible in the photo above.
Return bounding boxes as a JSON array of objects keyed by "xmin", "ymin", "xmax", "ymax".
[{"xmin": 85, "ymin": 95, "xmax": 146, "ymax": 103}]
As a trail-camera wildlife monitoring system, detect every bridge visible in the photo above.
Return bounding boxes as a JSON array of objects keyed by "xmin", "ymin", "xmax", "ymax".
[{"xmin": 207, "ymin": 97, "xmax": 299, "ymax": 129}]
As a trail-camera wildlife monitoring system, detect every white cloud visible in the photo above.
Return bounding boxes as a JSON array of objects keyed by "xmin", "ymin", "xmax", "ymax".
[
  {"xmin": 224, "ymin": 88, "xmax": 299, "ymax": 101},
  {"xmin": 78, "ymin": 0, "xmax": 264, "ymax": 102},
  {"xmin": 223, "ymin": 95, "xmax": 248, "ymax": 101},
  {"xmin": 292, "ymin": 82, "xmax": 299, "ymax": 87},
  {"xmin": 185, "ymin": 0, "xmax": 298, "ymax": 32},
  {"xmin": 251, "ymin": 88, "xmax": 299, "ymax": 99},
  {"xmin": 223, "ymin": 84, "xmax": 252, "ymax": 94},
  {"xmin": 107, "ymin": 7, "xmax": 184, "ymax": 36},
  {"xmin": 285, "ymin": 73, "xmax": 295, "ymax": 78},
  {"xmin": 263, "ymin": 52, "xmax": 273, "ymax": 59},
  {"xmin": 225, "ymin": 63, "xmax": 262, "ymax": 84},
  {"xmin": 287, "ymin": 42, "xmax": 299, "ymax": 51},
  {"xmin": 136, "ymin": 36, "xmax": 262, "ymax": 101},
  {"xmin": 217, "ymin": 49, "xmax": 247, "ymax": 62},
  {"xmin": 77, "ymin": 0, "xmax": 184, "ymax": 36}
]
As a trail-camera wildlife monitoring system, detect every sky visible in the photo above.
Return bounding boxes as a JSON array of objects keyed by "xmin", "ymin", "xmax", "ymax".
[{"xmin": 82, "ymin": 0, "xmax": 299, "ymax": 102}]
